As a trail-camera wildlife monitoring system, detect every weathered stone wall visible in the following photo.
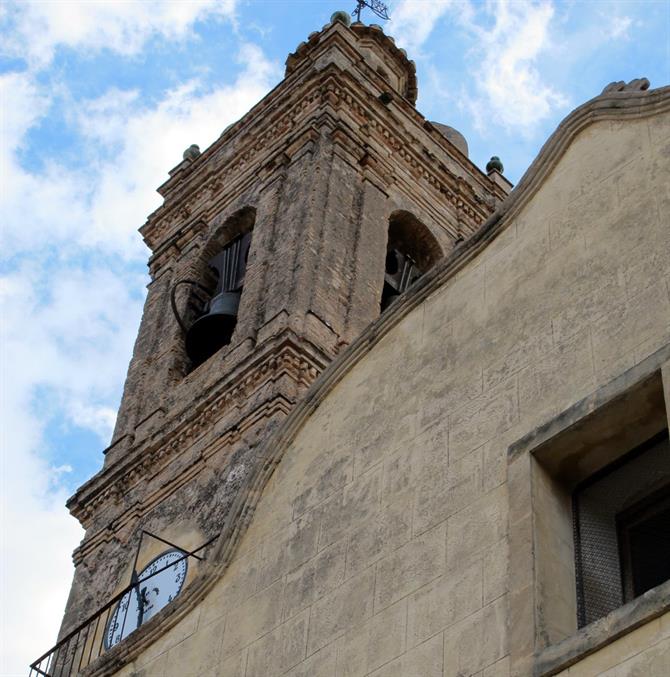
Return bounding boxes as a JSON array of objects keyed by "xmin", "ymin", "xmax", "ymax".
[
  {"xmin": 105, "ymin": 96, "xmax": 670, "ymax": 675},
  {"xmin": 108, "ymin": 22, "xmax": 499, "ymax": 449},
  {"xmin": 61, "ymin": 22, "xmax": 504, "ymax": 640}
]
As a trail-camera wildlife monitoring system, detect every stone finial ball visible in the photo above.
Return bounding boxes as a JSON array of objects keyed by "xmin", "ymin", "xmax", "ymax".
[
  {"xmin": 183, "ymin": 144, "xmax": 201, "ymax": 161},
  {"xmin": 331, "ymin": 10, "xmax": 352, "ymax": 26},
  {"xmin": 486, "ymin": 156, "xmax": 504, "ymax": 173}
]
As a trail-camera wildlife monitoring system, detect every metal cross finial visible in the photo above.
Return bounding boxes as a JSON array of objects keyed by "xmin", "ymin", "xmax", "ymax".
[{"xmin": 352, "ymin": 0, "xmax": 390, "ymax": 23}]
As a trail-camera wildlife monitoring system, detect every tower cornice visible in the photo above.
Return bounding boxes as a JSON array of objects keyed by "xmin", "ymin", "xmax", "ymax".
[
  {"xmin": 141, "ymin": 64, "xmax": 499, "ymax": 264},
  {"xmin": 67, "ymin": 330, "xmax": 328, "ymax": 535},
  {"xmin": 285, "ymin": 21, "xmax": 418, "ymax": 103}
]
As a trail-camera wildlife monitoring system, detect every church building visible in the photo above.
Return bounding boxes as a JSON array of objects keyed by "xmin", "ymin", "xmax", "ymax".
[{"xmin": 32, "ymin": 12, "xmax": 670, "ymax": 677}]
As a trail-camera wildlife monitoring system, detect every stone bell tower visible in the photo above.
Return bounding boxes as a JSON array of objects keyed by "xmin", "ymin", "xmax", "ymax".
[{"xmin": 47, "ymin": 13, "xmax": 508, "ymax": 670}]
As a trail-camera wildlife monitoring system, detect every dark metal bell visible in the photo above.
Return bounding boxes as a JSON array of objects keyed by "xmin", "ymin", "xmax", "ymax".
[
  {"xmin": 184, "ymin": 290, "xmax": 240, "ymax": 367},
  {"xmin": 171, "ymin": 232, "xmax": 252, "ymax": 369}
]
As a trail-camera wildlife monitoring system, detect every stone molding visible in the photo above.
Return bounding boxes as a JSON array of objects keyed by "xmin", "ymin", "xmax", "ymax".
[
  {"xmin": 80, "ymin": 84, "xmax": 670, "ymax": 676},
  {"xmin": 508, "ymin": 344, "xmax": 670, "ymax": 466},
  {"xmin": 141, "ymin": 46, "xmax": 493, "ymax": 260},
  {"xmin": 68, "ymin": 336, "xmax": 325, "ymax": 532},
  {"xmin": 74, "ymin": 395, "xmax": 295, "ymax": 565},
  {"xmin": 142, "ymin": 74, "xmax": 491, "ymax": 272},
  {"xmin": 325, "ymin": 77, "xmax": 492, "ymax": 225},
  {"xmin": 534, "ymin": 580, "xmax": 670, "ymax": 676}
]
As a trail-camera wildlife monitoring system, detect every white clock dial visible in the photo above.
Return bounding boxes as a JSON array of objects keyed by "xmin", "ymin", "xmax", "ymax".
[
  {"xmin": 104, "ymin": 587, "xmax": 142, "ymax": 649},
  {"xmin": 105, "ymin": 549, "xmax": 188, "ymax": 649},
  {"xmin": 136, "ymin": 550, "xmax": 188, "ymax": 625}
]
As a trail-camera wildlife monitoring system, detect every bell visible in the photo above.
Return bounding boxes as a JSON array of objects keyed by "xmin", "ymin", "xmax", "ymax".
[
  {"xmin": 185, "ymin": 290, "xmax": 240, "ymax": 367},
  {"xmin": 380, "ymin": 248, "xmax": 422, "ymax": 311},
  {"xmin": 171, "ymin": 232, "xmax": 252, "ymax": 369}
]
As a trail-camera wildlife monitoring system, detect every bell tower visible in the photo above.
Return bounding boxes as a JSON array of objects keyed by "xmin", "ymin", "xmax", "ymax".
[{"xmin": 43, "ymin": 13, "xmax": 508, "ymax": 672}]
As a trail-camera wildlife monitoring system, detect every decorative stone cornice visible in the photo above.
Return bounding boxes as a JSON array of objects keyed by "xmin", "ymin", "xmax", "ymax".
[
  {"xmin": 67, "ymin": 336, "xmax": 326, "ymax": 530},
  {"xmin": 139, "ymin": 22, "xmax": 492, "ymax": 260},
  {"xmin": 81, "ymin": 84, "xmax": 670, "ymax": 677},
  {"xmin": 142, "ymin": 69, "xmax": 493, "ymax": 262},
  {"xmin": 330, "ymin": 79, "xmax": 491, "ymax": 226}
]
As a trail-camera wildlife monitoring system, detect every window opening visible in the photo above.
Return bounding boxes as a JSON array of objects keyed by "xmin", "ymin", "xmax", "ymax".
[
  {"xmin": 171, "ymin": 232, "xmax": 252, "ymax": 369},
  {"xmin": 381, "ymin": 248, "xmax": 421, "ymax": 311},
  {"xmin": 617, "ymin": 486, "xmax": 670, "ymax": 601},
  {"xmin": 380, "ymin": 211, "xmax": 442, "ymax": 312},
  {"xmin": 572, "ymin": 429, "xmax": 670, "ymax": 627}
]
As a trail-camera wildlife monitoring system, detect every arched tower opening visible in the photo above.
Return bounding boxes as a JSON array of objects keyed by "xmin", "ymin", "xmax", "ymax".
[
  {"xmin": 381, "ymin": 210, "xmax": 443, "ymax": 312},
  {"xmin": 172, "ymin": 207, "xmax": 256, "ymax": 372}
]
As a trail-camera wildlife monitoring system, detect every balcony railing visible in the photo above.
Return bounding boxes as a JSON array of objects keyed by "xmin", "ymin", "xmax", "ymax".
[{"xmin": 30, "ymin": 535, "xmax": 218, "ymax": 676}]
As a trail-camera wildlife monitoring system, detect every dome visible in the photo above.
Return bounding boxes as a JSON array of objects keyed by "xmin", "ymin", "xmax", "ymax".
[
  {"xmin": 430, "ymin": 122, "xmax": 469, "ymax": 157},
  {"xmin": 285, "ymin": 22, "xmax": 418, "ymax": 104}
]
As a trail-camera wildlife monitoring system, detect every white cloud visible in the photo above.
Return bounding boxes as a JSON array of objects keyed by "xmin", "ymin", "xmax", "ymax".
[
  {"xmin": 68, "ymin": 403, "xmax": 119, "ymax": 440},
  {"xmin": 80, "ymin": 44, "xmax": 279, "ymax": 256},
  {"xmin": 2, "ymin": 0, "xmax": 238, "ymax": 67},
  {"xmin": 2, "ymin": 44, "xmax": 281, "ymax": 259},
  {"xmin": 0, "ymin": 448, "xmax": 83, "ymax": 677},
  {"xmin": 1, "ymin": 37, "xmax": 279, "ymax": 675},
  {"xmin": 389, "ymin": 1, "xmax": 568, "ymax": 137},
  {"xmin": 0, "ymin": 71, "xmax": 51, "ymax": 148},
  {"xmin": 390, "ymin": 0, "xmax": 455, "ymax": 54},
  {"xmin": 0, "ymin": 263, "xmax": 137, "ymax": 676},
  {"xmin": 608, "ymin": 15, "xmax": 633, "ymax": 40},
  {"xmin": 460, "ymin": 0, "xmax": 568, "ymax": 136}
]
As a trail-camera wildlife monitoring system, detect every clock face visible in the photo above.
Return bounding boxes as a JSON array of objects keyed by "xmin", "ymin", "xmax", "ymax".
[{"xmin": 105, "ymin": 549, "xmax": 188, "ymax": 649}]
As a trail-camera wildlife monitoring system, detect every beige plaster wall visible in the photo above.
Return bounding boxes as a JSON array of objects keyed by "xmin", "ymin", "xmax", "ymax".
[{"xmin": 120, "ymin": 109, "xmax": 669, "ymax": 677}]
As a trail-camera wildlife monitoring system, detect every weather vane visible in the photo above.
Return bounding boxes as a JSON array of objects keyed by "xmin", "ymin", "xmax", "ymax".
[{"xmin": 352, "ymin": 0, "xmax": 390, "ymax": 23}]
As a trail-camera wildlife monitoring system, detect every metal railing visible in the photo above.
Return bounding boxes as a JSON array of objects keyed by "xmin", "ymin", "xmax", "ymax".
[{"xmin": 29, "ymin": 535, "xmax": 218, "ymax": 676}]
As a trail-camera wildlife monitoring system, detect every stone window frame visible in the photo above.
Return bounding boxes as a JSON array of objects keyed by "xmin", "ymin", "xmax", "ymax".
[{"xmin": 507, "ymin": 345, "xmax": 670, "ymax": 677}]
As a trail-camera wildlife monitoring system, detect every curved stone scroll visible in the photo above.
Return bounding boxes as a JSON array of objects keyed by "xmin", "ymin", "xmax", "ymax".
[{"xmin": 601, "ymin": 77, "xmax": 650, "ymax": 95}]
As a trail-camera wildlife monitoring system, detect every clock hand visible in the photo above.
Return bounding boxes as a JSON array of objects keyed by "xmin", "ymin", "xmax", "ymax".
[{"xmin": 138, "ymin": 586, "xmax": 149, "ymax": 626}]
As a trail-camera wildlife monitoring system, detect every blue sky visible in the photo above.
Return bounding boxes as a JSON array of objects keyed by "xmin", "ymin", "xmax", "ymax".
[{"xmin": 1, "ymin": 0, "xmax": 668, "ymax": 673}]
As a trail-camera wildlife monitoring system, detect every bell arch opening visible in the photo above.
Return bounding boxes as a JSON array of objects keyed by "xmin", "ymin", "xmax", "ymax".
[
  {"xmin": 173, "ymin": 207, "xmax": 256, "ymax": 372},
  {"xmin": 380, "ymin": 210, "xmax": 443, "ymax": 312}
]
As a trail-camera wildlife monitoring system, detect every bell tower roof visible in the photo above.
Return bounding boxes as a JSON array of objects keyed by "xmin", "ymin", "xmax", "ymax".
[{"xmin": 285, "ymin": 19, "xmax": 418, "ymax": 104}]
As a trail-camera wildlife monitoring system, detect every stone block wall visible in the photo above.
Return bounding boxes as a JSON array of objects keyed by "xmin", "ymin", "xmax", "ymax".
[{"xmin": 101, "ymin": 97, "xmax": 669, "ymax": 676}]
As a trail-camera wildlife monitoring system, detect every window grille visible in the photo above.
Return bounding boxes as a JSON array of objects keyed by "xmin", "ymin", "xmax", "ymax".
[{"xmin": 573, "ymin": 430, "xmax": 670, "ymax": 627}]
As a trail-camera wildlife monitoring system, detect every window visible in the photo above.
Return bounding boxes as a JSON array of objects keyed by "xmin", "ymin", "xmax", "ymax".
[
  {"xmin": 171, "ymin": 207, "xmax": 255, "ymax": 372},
  {"xmin": 573, "ymin": 431, "xmax": 670, "ymax": 627},
  {"xmin": 506, "ymin": 352, "xmax": 670, "ymax": 674},
  {"xmin": 619, "ymin": 486, "xmax": 670, "ymax": 600},
  {"xmin": 381, "ymin": 248, "xmax": 421, "ymax": 311},
  {"xmin": 182, "ymin": 232, "xmax": 252, "ymax": 368}
]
